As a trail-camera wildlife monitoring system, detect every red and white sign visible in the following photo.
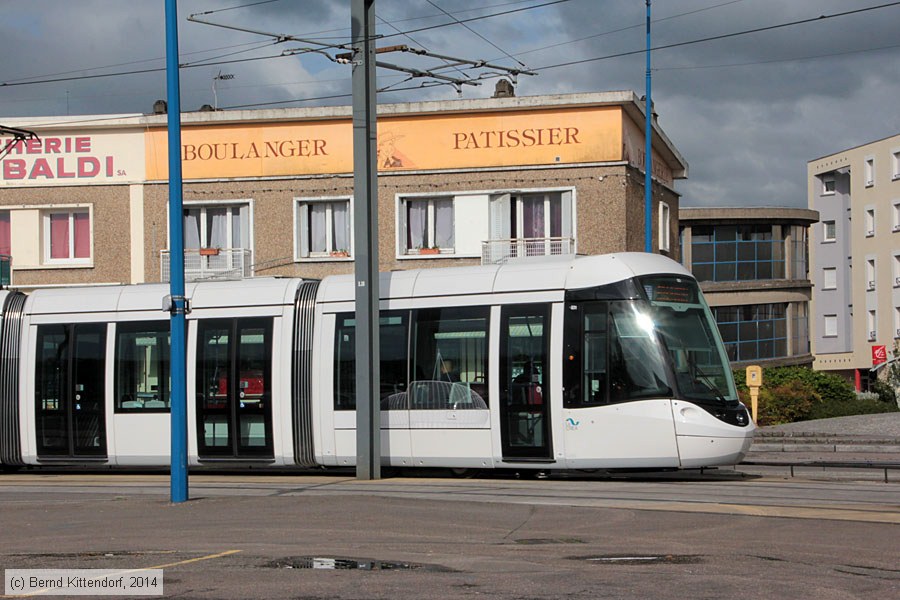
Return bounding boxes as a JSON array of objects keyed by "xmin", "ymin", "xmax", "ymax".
[
  {"xmin": 0, "ymin": 130, "xmax": 144, "ymax": 186},
  {"xmin": 872, "ymin": 345, "xmax": 887, "ymax": 365}
]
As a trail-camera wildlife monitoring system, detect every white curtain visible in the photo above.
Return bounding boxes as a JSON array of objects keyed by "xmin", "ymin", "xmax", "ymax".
[
  {"xmin": 408, "ymin": 201, "xmax": 427, "ymax": 250},
  {"xmin": 206, "ymin": 208, "xmax": 228, "ymax": 248},
  {"xmin": 310, "ymin": 204, "xmax": 327, "ymax": 253},
  {"xmin": 332, "ymin": 201, "xmax": 349, "ymax": 251},
  {"xmin": 434, "ymin": 199, "xmax": 454, "ymax": 249},
  {"xmin": 183, "ymin": 209, "xmax": 201, "ymax": 249},
  {"xmin": 231, "ymin": 207, "xmax": 243, "ymax": 249}
]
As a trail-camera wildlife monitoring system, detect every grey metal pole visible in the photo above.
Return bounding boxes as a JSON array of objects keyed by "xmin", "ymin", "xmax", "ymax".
[{"xmin": 351, "ymin": 0, "xmax": 381, "ymax": 480}]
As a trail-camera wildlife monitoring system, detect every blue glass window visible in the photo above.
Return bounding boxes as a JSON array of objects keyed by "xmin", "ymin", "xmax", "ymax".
[
  {"xmin": 691, "ymin": 225, "xmax": 785, "ymax": 282},
  {"xmin": 713, "ymin": 303, "xmax": 787, "ymax": 362}
]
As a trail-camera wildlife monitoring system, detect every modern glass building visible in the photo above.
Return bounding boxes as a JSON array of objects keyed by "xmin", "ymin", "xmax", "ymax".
[{"xmin": 680, "ymin": 207, "xmax": 818, "ymax": 367}]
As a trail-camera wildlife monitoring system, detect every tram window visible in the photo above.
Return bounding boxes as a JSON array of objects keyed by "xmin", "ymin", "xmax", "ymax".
[
  {"xmin": 410, "ymin": 306, "xmax": 489, "ymax": 410},
  {"xmin": 564, "ymin": 303, "xmax": 609, "ymax": 408},
  {"xmin": 115, "ymin": 321, "xmax": 170, "ymax": 413},
  {"xmin": 564, "ymin": 301, "xmax": 671, "ymax": 408},
  {"xmin": 609, "ymin": 303, "xmax": 671, "ymax": 401},
  {"xmin": 334, "ymin": 311, "xmax": 409, "ymax": 411}
]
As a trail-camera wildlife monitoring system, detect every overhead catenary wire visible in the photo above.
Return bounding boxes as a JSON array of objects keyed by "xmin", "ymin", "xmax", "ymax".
[
  {"xmin": 2, "ymin": 1, "xmax": 898, "ymax": 110},
  {"xmin": 653, "ymin": 42, "xmax": 900, "ymax": 72},
  {"xmin": 424, "ymin": 0, "xmax": 527, "ymax": 69},
  {"xmin": 535, "ymin": 1, "xmax": 900, "ymax": 72}
]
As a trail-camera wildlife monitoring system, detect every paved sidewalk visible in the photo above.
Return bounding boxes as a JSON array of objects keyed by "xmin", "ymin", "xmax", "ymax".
[
  {"xmin": 737, "ymin": 413, "xmax": 900, "ymax": 481},
  {"xmin": 755, "ymin": 412, "xmax": 900, "ymax": 438}
]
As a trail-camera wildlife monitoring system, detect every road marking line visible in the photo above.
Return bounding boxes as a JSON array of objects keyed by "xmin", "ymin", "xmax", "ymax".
[{"xmin": 147, "ymin": 549, "xmax": 242, "ymax": 570}]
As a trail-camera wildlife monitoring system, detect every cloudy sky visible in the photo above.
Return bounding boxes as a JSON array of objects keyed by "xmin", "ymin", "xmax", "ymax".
[{"xmin": 2, "ymin": 0, "xmax": 898, "ymax": 208}]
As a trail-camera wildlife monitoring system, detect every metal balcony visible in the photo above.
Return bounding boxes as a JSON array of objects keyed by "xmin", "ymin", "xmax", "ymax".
[
  {"xmin": 160, "ymin": 248, "xmax": 252, "ymax": 282},
  {"xmin": 481, "ymin": 237, "xmax": 575, "ymax": 265}
]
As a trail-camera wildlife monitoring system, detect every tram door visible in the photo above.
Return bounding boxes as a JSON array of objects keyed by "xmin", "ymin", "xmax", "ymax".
[
  {"xmin": 35, "ymin": 323, "xmax": 107, "ymax": 458},
  {"xmin": 196, "ymin": 318, "xmax": 273, "ymax": 458},
  {"xmin": 499, "ymin": 304, "xmax": 552, "ymax": 460}
]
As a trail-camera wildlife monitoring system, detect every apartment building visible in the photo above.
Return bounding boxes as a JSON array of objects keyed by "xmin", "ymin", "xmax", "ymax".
[
  {"xmin": 808, "ymin": 133, "xmax": 900, "ymax": 387},
  {"xmin": 679, "ymin": 207, "xmax": 817, "ymax": 367},
  {"xmin": 0, "ymin": 91, "xmax": 686, "ymax": 290}
]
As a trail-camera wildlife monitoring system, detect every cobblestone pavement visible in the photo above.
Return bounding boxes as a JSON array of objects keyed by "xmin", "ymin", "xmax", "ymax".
[{"xmin": 758, "ymin": 412, "xmax": 900, "ymax": 438}]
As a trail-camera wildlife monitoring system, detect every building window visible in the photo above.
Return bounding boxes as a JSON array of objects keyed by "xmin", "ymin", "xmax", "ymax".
[
  {"xmin": 893, "ymin": 150, "xmax": 900, "ymax": 180},
  {"xmin": 689, "ymin": 224, "xmax": 784, "ymax": 282},
  {"xmin": 489, "ymin": 192, "xmax": 573, "ymax": 241},
  {"xmin": 866, "ymin": 259, "xmax": 876, "ymax": 290},
  {"xmin": 713, "ymin": 303, "xmax": 787, "ymax": 362},
  {"xmin": 43, "ymin": 209, "xmax": 91, "ymax": 263},
  {"xmin": 789, "ymin": 225, "xmax": 808, "ymax": 279},
  {"xmin": 865, "ymin": 157, "xmax": 875, "ymax": 187},
  {"xmin": 296, "ymin": 198, "xmax": 351, "ymax": 259},
  {"xmin": 895, "ymin": 307, "xmax": 900, "ymax": 339},
  {"xmin": 822, "ymin": 172, "xmax": 835, "ymax": 194},
  {"xmin": 400, "ymin": 197, "xmax": 454, "ymax": 255},
  {"xmin": 791, "ymin": 302, "xmax": 810, "ymax": 357},
  {"xmin": 823, "ymin": 220, "xmax": 836, "ymax": 242},
  {"xmin": 823, "ymin": 315, "xmax": 838, "ymax": 337},
  {"xmin": 892, "ymin": 201, "xmax": 900, "ymax": 232},
  {"xmin": 865, "ymin": 207, "xmax": 875, "ymax": 236},
  {"xmin": 894, "ymin": 253, "xmax": 900, "ymax": 287},
  {"xmin": 823, "ymin": 267, "xmax": 837, "ymax": 290},
  {"xmin": 184, "ymin": 203, "xmax": 249, "ymax": 251},
  {"xmin": 115, "ymin": 321, "xmax": 171, "ymax": 412},
  {"xmin": 0, "ymin": 211, "xmax": 9, "ymax": 256},
  {"xmin": 658, "ymin": 202, "xmax": 671, "ymax": 252},
  {"xmin": 867, "ymin": 310, "xmax": 877, "ymax": 341},
  {"xmin": 485, "ymin": 190, "xmax": 575, "ymax": 261}
]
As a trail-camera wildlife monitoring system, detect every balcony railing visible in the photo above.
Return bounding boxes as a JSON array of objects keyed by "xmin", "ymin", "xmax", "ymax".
[
  {"xmin": 481, "ymin": 237, "xmax": 575, "ymax": 265},
  {"xmin": 160, "ymin": 248, "xmax": 252, "ymax": 282}
]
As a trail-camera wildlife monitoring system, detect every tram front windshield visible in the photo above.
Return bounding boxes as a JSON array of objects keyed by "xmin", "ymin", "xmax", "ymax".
[{"xmin": 639, "ymin": 276, "xmax": 738, "ymax": 403}]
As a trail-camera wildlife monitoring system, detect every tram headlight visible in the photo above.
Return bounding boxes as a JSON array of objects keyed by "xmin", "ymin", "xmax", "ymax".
[{"xmin": 735, "ymin": 410, "xmax": 747, "ymax": 426}]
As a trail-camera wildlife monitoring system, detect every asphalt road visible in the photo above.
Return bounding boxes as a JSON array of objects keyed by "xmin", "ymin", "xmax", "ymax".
[{"xmin": 1, "ymin": 472, "xmax": 898, "ymax": 599}]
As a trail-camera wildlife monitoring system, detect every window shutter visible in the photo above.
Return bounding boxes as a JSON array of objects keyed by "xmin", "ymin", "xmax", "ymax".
[
  {"xmin": 560, "ymin": 190, "xmax": 573, "ymax": 240},
  {"xmin": 298, "ymin": 203, "xmax": 310, "ymax": 258},
  {"xmin": 489, "ymin": 193, "xmax": 511, "ymax": 241},
  {"xmin": 398, "ymin": 199, "xmax": 408, "ymax": 253}
]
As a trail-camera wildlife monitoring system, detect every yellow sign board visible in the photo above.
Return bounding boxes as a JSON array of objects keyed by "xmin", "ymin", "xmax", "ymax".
[{"xmin": 145, "ymin": 106, "xmax": 625, "ymax": 181}]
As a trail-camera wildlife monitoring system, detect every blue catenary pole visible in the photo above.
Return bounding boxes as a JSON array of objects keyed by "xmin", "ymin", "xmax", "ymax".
[
  {"xmin": 165, "ymin": 0, "xmax": 188, "ymax": 503},
  {"xmin": 644, "ymin": 0, "xmax": 653, "ymax": 253}
]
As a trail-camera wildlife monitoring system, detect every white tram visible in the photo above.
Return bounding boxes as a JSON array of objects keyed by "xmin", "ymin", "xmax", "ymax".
[{"xmin": 0, "ymin": 253, "xmax": 754, "ymax": 471}]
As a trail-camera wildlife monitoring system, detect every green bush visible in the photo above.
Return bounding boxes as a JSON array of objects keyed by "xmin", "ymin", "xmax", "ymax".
[
  {"xmin": 732, "ymin": 366, "xmax": 855, "ymax": 403},
  {"xmin": 739, "ymin": 380, "xmax": 819, "ymax": 426},
  {"xmin": 869, "ymin": 380, "xmax": 897, "ymax": 405},
  {"xmin": 808, "ymin": 396, "xmax": 900, "ymax": 420},
  {"xmin": 730, "ymin": 365, "xmax": 899, "ymax": 424}
]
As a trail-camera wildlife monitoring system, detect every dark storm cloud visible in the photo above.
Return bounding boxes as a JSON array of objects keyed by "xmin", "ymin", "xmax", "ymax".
[{"xmin": 1, "ymin": 0, "xmax": 898, "ymax": 208}]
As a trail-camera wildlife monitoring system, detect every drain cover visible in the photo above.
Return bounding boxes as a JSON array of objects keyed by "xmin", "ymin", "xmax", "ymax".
[{"xmin": 263, "ymin": 557, "xmax": 453, "ymax": 572}]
